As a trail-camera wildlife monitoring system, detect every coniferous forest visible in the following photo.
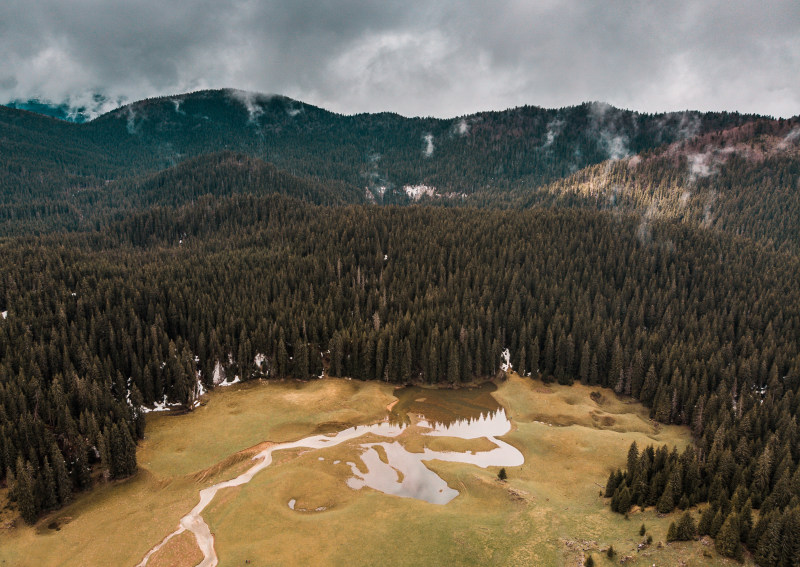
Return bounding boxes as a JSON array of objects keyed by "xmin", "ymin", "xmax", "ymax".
[{"xmin": 1, "ymin": 93, "xmax": 800, "ymax": 565}]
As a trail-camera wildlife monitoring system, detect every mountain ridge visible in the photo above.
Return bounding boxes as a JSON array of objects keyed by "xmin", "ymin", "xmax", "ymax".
[{"xmin": 1, "ymin": 88, "xmax": 795, "ymax": 250}]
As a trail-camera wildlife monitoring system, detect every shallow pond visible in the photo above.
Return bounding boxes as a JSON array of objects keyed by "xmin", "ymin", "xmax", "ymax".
[
  {"xmin": 139, "ymin": 382, "xmax": 522, "ymax": 567},
  {"xmin": 347, "ymin": 406, "xmax": 522, "ymax": 504}
]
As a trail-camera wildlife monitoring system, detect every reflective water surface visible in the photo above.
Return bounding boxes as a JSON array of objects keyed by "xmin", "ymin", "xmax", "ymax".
[
  {"xmin": 346, "ymin": 404, "xmax": 523, "ymax": 504},
  {"xmin": 140, "ymin": 383, "xmax": 523, "ymax": 567}
]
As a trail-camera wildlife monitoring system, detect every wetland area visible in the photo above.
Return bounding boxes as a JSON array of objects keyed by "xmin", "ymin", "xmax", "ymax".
[{"xmin": 0, "ymin": 375, "xmax": 745, "ymax": 566}]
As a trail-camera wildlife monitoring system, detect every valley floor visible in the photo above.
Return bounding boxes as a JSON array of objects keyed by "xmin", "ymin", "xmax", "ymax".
[{"xmin": 0, "ymin": 375, "xmax": 751, "ymax": 566}]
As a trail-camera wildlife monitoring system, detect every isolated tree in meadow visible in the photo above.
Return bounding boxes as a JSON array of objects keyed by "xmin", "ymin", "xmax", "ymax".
[
  {"xmin": 498, "ymin": 468, "xmax": 507, "ymax": 481},
  {"xmin": 667, "ymin": 521, "xmax": 678, "ymax": 542}
]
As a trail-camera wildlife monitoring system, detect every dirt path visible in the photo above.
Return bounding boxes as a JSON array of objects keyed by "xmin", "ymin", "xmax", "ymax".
[{"xmin": 136, "ymin": 421, "xmax": 406, "ymax": 567}]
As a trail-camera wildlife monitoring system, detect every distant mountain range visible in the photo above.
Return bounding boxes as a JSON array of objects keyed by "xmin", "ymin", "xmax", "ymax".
[{"xmin": 1, "ymin": 89, "xmax": 798, "ymax": 250}]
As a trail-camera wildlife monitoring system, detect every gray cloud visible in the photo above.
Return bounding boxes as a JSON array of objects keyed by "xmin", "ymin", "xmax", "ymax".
[{"xmin": 1, "ymin": 0, "xmax": 798, "ymax": 118}]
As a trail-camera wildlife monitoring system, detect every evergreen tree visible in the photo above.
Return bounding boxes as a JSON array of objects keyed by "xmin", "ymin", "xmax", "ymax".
[
  {"xmin": 675, "ymin": 511, "xmax": 697, "ymax": 541},
  {"xmin": 716, "ymin": 513, "xmax": 742, "ymax": 560},
  {"xmin": 15, "ymin": 458, "xmax": 37, "ymax": 524}
]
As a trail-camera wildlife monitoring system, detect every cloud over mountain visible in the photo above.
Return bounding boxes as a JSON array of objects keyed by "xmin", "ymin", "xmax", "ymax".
[{"xmin": 1, "ymin": 0, "xmax": 798, "ymax": 118}]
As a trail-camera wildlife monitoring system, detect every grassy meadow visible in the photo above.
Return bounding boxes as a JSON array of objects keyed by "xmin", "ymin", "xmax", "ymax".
[{"xmin": 0, "ymin": 375, "xmax": 752, "ymax": 566}]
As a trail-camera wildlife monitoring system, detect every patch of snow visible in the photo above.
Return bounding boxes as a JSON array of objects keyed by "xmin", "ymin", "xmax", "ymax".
[
  {"xmin": 254, "ymin": 353, "xmax": 266, "ymax": 368},
  {"xmin": 403, "ymin": 184, "xmax": 436, "ymax": 201},
  {"xmin": 384, "ymin": 254, "xmax": 388, "ymax": 261},
  {"xmin": 440, "ymin": 191, "xmax": 467, "ymax": 200},
  {"xmin": 212, "ymin": 361, "xmax": 225, "ymax": 385},
  {"xmin": 140, "ymin": 395, "xmax": 181, "ymax": 413},
  {"xmin": 288, "ymin": 499, "xmax": 296, "ymax": 510},
  {"xmin": 500, "ymin": 348, "xmax": 512, "ymax": 372},
  {"xmin": 218, "ymin": 375, "xmax": 241, "ymax": 388},
  {"xmin": 1, "ymin": 311, "xmax": 6, "ymax": 320}
]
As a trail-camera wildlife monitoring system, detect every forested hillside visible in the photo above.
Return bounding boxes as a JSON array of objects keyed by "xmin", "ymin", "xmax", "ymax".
[
  {"xmin": 484, "ymin": 118, "xmax": 800, "ymax": 253},
  {"xmin": 1, "ymin": 90, "xmax": 760, "ymax": 233},
  {"xmin": 2, "ymin": 90, "xmax": 800, "ymax": 565},
  {"xmin": 2, "ymin": 195, "xmax": 800, "ymax": 551}
]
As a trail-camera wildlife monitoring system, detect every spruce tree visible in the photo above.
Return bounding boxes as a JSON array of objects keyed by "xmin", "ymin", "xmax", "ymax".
[
  {"xmin": 667, "ymin": 521, "xmax": 678, "ymax": 542},
  {"xmin": 15, "ymin": 458, "xmax": 37, "ymax": 524},
  {"xmin": 675, "ymin": 511, "xmax": 697, "ymax": 541},
  {"xmin": 715, "ymin": 512, "xmax": 741, "ymax": 560}
]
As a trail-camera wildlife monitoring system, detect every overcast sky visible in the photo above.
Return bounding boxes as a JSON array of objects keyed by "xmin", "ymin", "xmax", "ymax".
[{"xmin": 1, "ymin": 0, "xmax": 798, "ymax": 118}]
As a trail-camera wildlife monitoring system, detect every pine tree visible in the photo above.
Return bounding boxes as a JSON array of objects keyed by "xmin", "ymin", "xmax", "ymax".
[
  {"xmin": 448, "ymin": 342, "xmax": 460, "ymax": 384},
  {"xmin": 675, "ymin": 511, "xmax": 697, "ymax": 541},
  {"xmin": 39, "ymin": 457, "xmax": 58, "ymax": 511},
  {"xmin": 698, "ymin": 504, "xmax": 716, "ymax": 536},
  {"xmin": 657, "ymin": 481, "xmax": 674, "ymax": 514},
  {"xmin": 627, "ymin": 442, "xmax": 639, "ymax": 480},
  {"xmin": 754, "ymin": 514, "xmax": 780, "ymax": 567},
  {"xmin": 15, "ymin": 458, "xmax": 37, "ymax": 524},
  {"xmin": 715, "ymin": 512, "xmax": 741, "ymax": 560},
  {"xmin": 276, "ymin": 335, "xmax": 288, "ymax": 378},
  {"xmin": 294, "ymin": 341, "xmax": 309, "ymax": 380},
  {"xmin": 50, "ymin": 442, "xmax": 72, "ymax": 506},
  {"xmin": 667, "ymin": 521, "xmax": 678, "ymax": 542},
  {"xmin": 605, "ymin": 469, "xmax": 621, "ymax": 498}
]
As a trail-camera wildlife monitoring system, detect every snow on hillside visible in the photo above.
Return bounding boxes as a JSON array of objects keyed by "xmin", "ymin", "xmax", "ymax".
[{"xmin": 404, "ymin": 184, "xmax": 436, "ymax": 200}]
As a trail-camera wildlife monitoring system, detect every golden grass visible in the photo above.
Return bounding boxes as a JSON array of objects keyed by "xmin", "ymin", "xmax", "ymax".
[
  {"xmin": 0, "ymin": 374, "xmax": 751, "ymax": 566},
  {"xmin": 147, "ymin": 530, "xmax": 203, "ymax": 567},
  {"xmin": 0, "ymin": 378, "xmax": 395, "ymax": 567}
]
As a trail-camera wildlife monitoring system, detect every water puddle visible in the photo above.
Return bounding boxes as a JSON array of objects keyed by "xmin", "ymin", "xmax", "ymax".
[
  {"xmin": 138, "ymin": 383, "xmax": 523, "ymax": 567},
  {"xmin": 137, "ymin": 421, "xmax": 405, "ymax": 567},
  {"xmin": 345, "ymin": 408, "xmax": 522, "ymax": 504}
]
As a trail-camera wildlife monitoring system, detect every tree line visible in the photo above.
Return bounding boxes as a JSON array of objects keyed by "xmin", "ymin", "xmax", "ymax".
[{"xmin": 1, "ymin": 194, "xmax": 799, "ymax": 531}]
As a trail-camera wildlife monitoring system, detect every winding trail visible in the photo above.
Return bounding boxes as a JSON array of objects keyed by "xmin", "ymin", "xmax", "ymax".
[
  {"xmin": 136, "ymin": 421, "xmax": 405, "ymax": 567},
  {"xmin": 137, "ymin": 408, "xmax": 524, "ymax": 566}
]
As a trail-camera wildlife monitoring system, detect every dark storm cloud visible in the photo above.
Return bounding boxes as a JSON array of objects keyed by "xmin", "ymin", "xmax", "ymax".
[{"xmin": 1, "ymin": 0, "xmax": 798, "ymax": 118}]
